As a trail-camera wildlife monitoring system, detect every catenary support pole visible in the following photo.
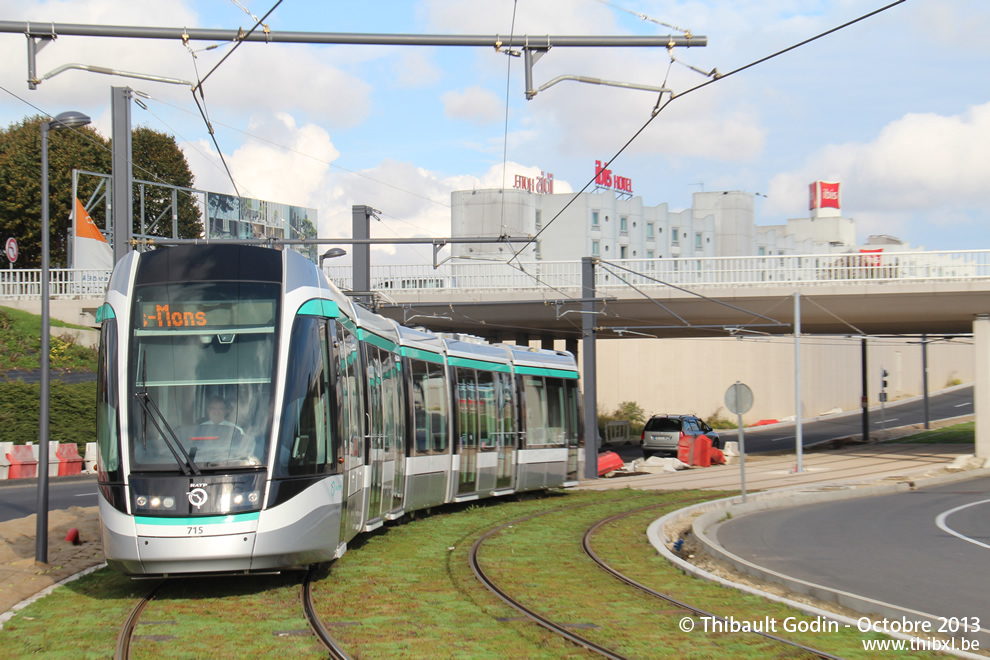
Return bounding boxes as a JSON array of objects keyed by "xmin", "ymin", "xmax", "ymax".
[
  {"xmin": 111, "ymin": 86, "xmax": 133, "ymax": 263},
  {"xmin": 862, "ymin": 336, "xmax": 869, "ymax": 441},
  {"xmin": 352, "ymin": 205, "xmax": 373, "ymax": 305},
  {"xmin": 794, "ymin": 291, "xmax": 803, "ymax": 472},
  {"xmin": 36, "ymin": 119, "xmax": 51, "ymax": 564},
  {"xmin": 922, "ymin": 333, "xmax": 930, "ymax": 429},
  {"xmin": 582, "ymin": 257, "xmax": 598, "ymax": 479}
]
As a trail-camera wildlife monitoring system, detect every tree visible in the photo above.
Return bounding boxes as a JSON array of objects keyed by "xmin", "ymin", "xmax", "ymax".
[
  {"xmin": 0, "ymin": 116, "xmax": 203, "ymax": 268},
  {"xmin": 131, "ymin": 127, "xmax": 203, "ymax": 240},
  {"xmin": 0, "ymin": 116, "xmax": 111, "ymax": 267}
]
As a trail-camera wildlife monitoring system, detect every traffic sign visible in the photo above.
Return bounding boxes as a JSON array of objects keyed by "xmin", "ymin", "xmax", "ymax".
[
  {"xmin": 724, "ymin": 382, "xmax": 754, "ymax": 415},
  {"xmin": 5, "ymin": 237, "xmax": 17, "ymax": 264}
]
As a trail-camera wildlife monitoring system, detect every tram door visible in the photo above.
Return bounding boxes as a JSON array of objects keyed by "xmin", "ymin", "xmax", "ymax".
[
  {"xmin": 335, "ymin": 325, "xmax": 365, "ymax": 544},
  {"xmin": 495, "ymin": 371, "xmax": 516, "ymax": 490},
  {"xmin": 564, "ymin": 379, "xmax": 581, "ymax": 483},
  {"xmin": 455, "ymin": 368, "xmax": 478, "ymax": 495},
  {"xmin": 365, "ymin": 344, "xmax": 387, "ymax": 523}
]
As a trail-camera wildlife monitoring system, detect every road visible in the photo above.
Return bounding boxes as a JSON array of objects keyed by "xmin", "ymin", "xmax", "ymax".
[
  {"xmin": 717, "ymin": 384, "xmax": 972, "ymax": 454},
  {"xmin": 716, "ymin": 473, "xmax": 990, "ymax": 648},
  {"xmin": 0, "ymin": 475, "xmax": 97, "ymax": 523}
]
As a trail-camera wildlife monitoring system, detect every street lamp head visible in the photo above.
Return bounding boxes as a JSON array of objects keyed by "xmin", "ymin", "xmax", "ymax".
[
  {"xmin": 322, "ymin": 247, "xmax": 347, "ymax": 262},
  {"xmin": 49, "ymin": 110, "xmax": 92, "ymax": 131}
]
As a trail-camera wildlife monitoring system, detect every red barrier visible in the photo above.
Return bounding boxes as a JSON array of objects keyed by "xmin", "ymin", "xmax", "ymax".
[
  {"xmin": 710, "ymin": 448, "xmax": 726, "ymax": 465},
  {"xmin": 677, "ymin": 434, "xmax": 694, "ymax": 464},
  {"xmin": 56, "ymin": 443, "xmax": 84, "ymax": 476},
  {"xmin": 692, "ymin": 436, "xmax": 712, "ymax": 468},
  {"xmin": 597, "ymin": 451, "xmax": 624, "ymax": 476},
  {"xmin": 7, "ymin": 445, "xmax": 39, "ymax": 479}
]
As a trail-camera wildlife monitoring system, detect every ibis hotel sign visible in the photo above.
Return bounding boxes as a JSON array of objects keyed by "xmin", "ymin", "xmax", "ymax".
[
  {"xmin": 513, "ymin": 171, "xmax": 555, "ymax": 194},
  {"xmin": 594, "ymin": 160, "xmax": 633, "ymax": 194}
]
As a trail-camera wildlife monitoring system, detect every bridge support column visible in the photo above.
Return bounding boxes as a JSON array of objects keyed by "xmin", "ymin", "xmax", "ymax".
[
  {"xmin": 974, "ymin": 315, "xmax": 990, "ymax": 459},
  {"xmin": 541, "ymin": 337, "xmax": 555, "ymax": 351},
  {"xmin": 565, "ymin": 337, "xmax": 578, "ymax": 358},
  {"xmin": 582, "ymin": 257, "xmax": 598, "ymax": 479}
]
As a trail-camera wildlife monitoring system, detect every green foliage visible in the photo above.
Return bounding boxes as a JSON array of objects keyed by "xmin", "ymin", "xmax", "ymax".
[
  {"xmin": 0, "ymin": 381, "xmax": 96, "ymax": 449},
  {"xmin": 598, "ymin": 400, "xmax": 647, "ymax": 437},
  {"xmin": 0, "ymin": 116, "xmax": 203, "ymax": 267},
  {"xmin": 705, "ymin": 407, "xmax": 739, "ymax": 430},
  {"xmin": 0, "ymin": 306, "xmax": 98, "ymax": 372}
]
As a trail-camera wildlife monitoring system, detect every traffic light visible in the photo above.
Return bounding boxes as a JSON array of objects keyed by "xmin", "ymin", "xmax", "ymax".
[{"xmin": 881, "ymin": 369, "xmax": 889, "ymax": 391}]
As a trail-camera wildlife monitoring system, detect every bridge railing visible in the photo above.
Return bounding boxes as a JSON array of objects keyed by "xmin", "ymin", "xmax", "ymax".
[{"xmin": 2, "ymin": 251, "xmax": 989, "ymax": 300}]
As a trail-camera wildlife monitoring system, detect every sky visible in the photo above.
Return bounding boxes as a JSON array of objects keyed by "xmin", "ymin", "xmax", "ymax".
[{"xmin": 0, "ymin": 0, "xmax": 988, "ymax": 266}]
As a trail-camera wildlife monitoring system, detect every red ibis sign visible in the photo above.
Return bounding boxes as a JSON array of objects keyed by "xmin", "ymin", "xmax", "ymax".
[
  {"xmin": 595, "ymin": 160, "xmax": 633, "ymax": 194},
  {"xmin": 809, "ymin": 181, "xmax": 840, "ymax": 210}
]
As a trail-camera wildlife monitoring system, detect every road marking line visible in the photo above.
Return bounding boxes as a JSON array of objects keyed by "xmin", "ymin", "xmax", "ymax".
[
  {"xmin": 74, "ymin": 493, "xmax": 97, "ymax": 497},
  {"xmin": 935, "ymin": 498, "xmax": 990, "ymax": 551},
  {"xmin": 955, "ymin": 402, "xmax": 973, "ymax": 407},
  {"xmin": 874, "ymin": 418, "xmax": 898, "ymax": 424},
  {"xmin": 769, "ymin": 437, "xmax": 793, "ymax": 442}
]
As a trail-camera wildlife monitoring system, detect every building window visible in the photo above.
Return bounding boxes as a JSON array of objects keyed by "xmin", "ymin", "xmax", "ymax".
[
  {"xmin": 592, "ymin": 241, "xmax": 600, "ymax": 256},
  {"xmin": 535, "ymin": 209, "xmax": 542, "ymax": 230},
  {"xmin": 695, "ymin": 232, "xmax": 703, "ymax": 249},
  {"xmin": 620, "ymin": 216, "xmax": 628, "ymax": 234},
  {"xmin": 672, "ymin": 227, "xmax": 679, "ymax": 245},
  {"xmin": 647, "ymin": 250, "xmax": 654, "ymax": 259},
  {"xmin": 646, "ymin": 223, "xmax": 654, "ymax": 238},
  {"xmin": 758, "ymin": 246, "xmax": 765, "ymax": 256},
  {"xmin": 591, "ymin": 211, "xmax": 600, "ymax": 228},
  {"xmin": 620, "ymin": 246, "xmax": 628, "ymax": 259}
]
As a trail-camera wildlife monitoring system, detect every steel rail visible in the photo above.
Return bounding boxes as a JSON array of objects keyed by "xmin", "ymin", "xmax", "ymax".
[
  {"xmin": 114, "ymin": 580, "xmax": 167, "ymax": 660},
  {"xmin": 582, "ymin": 504, "xmax": 847, "ymax": 660},
  {"xmin": 302, "ymin": 568, "xmax": 351, "ymax": 660}
]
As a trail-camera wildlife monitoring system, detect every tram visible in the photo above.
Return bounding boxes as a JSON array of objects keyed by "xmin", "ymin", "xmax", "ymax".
[{"xmin": 95, "ymin": 244, "xmax": 583, "ymax": 576}]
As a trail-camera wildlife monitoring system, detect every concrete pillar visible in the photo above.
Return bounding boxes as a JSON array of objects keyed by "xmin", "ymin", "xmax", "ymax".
[
  {"xmin": 541, "ymin": 337, "xmax": 555, "ymax": 351},
  {"xmin": 515, "ymin": 333, "xmax": 530, "ymax": 347},
  {"xmin": 565, "ymin": 337, "xmax": 579, "ymax": 358},
  {"xmin": 974, "ymin": 315, "xmax": 990, "ymax": 459}
]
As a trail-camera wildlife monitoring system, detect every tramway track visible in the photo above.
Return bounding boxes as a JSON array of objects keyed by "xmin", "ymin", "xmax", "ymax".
[
  {"xmin": 114, "ymin": 580, "xmax": 169, "ymax": 660},
  {"xmin": 302, "ymin": 567, "xmax": 352, "ymax": 660},
  {"xmin": 582, "ymin": 503, "xmax": 847, "ymax": 660}
]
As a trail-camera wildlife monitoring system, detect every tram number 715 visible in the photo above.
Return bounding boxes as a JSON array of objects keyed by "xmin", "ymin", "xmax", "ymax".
[{"xmin": 187, "ymin": 526, "xmax": 205, "ymax": 536}]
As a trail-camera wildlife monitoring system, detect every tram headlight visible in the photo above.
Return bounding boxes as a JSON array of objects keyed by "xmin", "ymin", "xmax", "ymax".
[
  {"xmin": 163, "ymin": 497, "xmax": 175, "ymax": 508},
  {"xmin": 150, "ymin": 497, "xmax": 161, "ymax": 508},
  {"xmin": 248, "ymin": 491, "xmax": 259, "ymax": 503},
  {"xmin": 136, "ymin": 496, "xmax": 148, "ymax": 507},
  {"xmin": 233, "ymin": 494, "xmax": 244, "ymax": 505}
]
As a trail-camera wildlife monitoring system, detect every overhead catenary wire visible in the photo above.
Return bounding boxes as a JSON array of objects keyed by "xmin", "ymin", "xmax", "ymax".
[{"xmin": 511, "ymin": 0, "xmax": 909, "ymax": 263}]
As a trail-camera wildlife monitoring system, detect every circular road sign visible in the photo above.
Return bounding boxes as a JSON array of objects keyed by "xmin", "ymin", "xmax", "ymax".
[
  {"xmin": 724, "ymin": 382, "xmax": 754, "ymax": 415},
  {"xmin": 5, "ymin": 237, "xmax": 17, "ymax": 264}
]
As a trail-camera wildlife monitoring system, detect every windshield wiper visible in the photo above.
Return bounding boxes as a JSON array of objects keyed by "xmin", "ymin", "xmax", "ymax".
[{"xmin": 134, "ymin": 391, "xmax": 201, "ymax": 476}]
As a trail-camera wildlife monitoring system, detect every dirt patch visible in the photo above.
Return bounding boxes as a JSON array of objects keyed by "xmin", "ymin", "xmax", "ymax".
[{"xmin": 0, "ymin": 507, "xmax": 103, "ymax": 615}]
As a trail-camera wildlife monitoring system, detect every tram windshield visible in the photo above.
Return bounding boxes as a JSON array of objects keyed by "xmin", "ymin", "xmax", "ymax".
[{"xmin": 129, "ymin": 282, "xmax": 279, "ymax": 472}]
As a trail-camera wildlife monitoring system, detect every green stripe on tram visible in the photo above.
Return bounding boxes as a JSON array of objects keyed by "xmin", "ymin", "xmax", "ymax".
[
  {"xmin": 359, "ymin": 330, "xmax": 399, "ymax": 353},
  {"xmin": 515, "ymin": 365, "xmax": 579, "ymax": 379},
  {"xmin": 401, "ymin": 347, "xmax": 445, "ymax": 364},
  {"xmin": 135, "ymin": 511, "xmax": 260, "ymax": 526},
  {"xmin": 95, "ymin": 303, "xmax": 115, "ymax": 323},
  {"xmin": 448, "ymin": 356, "xmax": 512, "ymax": 373},
  {"xmin": 297, "ymin": 299, "xmax": 340, "ymax": 318}
]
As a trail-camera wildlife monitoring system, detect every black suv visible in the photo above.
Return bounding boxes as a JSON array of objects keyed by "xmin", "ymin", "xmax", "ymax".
[{"xmin": 641, "ymin": 414, "xmax": 720, "ymax": 458}]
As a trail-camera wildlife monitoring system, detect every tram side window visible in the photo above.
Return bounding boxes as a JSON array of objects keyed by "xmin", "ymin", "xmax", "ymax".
[
  {"xmin": 276, "ymin": 317, "xmax": 334, "ymax": 477},
  {"xmin": 477, "ymin": 370, "xmax": 496, "ymax": 450},
  {"xmin": 564, "ymin": 379, "xmax": 581, "ymax": 447},
  {"xmin": 522, "ymin": 376, "xmax": 548, "ymax": 447},
  {"xmin": 545, "ymin": 378, "xmax": 567, "ymax": 446},
  {"xmin": 96, "ymin": 318, "xmax": 123, "ymax": 486},
  {"xmin": 455, "ymin": 367, "xmax": 478, "ymax": 450},
  {"xmin": 410, "ymin": 359, "xmax": 448, "ymax": 455},
  {"xmin": 337, "ymin": 326, "xmax": 363, "ymax": 460}
]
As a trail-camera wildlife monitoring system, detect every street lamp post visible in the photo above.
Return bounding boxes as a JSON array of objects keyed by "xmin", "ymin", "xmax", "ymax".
[{"xmin": 36, "ymin": 111, "xmax": 91, "ymax": 564}]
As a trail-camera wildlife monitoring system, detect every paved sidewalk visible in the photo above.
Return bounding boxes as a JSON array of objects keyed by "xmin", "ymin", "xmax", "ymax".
[{"xmin": 576, "ymin": 442, "xmax": 981, "ymax": 492}]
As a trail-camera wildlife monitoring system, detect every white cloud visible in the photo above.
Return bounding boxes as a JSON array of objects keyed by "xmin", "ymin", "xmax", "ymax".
[
  {"xmin": 442, "ymin": 86, "xmax": 503, "ymax": 125},
  {"xmin": 766, "ymin": 102, "xmax": 990, "ymax": 219}
]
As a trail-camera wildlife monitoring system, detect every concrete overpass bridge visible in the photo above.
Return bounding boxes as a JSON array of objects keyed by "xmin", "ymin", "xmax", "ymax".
[{"xmin": 5, "ymin": 249, "xmax": 990, "ymax": 457}]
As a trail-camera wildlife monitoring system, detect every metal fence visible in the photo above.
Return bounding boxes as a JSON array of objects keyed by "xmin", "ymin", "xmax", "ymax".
[{"xmin": 4, "ymin": 250, "xmax": 990, "ymax": 300}]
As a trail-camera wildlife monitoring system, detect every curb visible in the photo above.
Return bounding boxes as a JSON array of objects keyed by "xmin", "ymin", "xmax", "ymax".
[
  {"xmin": 648, "ymin": 466, "xmax": 990, "ymax": 659},
  {"xmin": 0, "ymin": 563, "xmax": 106, "ymax": 631}
]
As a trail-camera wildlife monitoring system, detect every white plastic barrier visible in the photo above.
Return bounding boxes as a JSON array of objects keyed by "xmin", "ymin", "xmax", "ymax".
[
  {"xmin": 84, "ymin": 443, "xmax": 98, "ymax": 474},
  {"xmin": 0, "ymin": 441, "xmax": 12, "ymax": 479}
]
